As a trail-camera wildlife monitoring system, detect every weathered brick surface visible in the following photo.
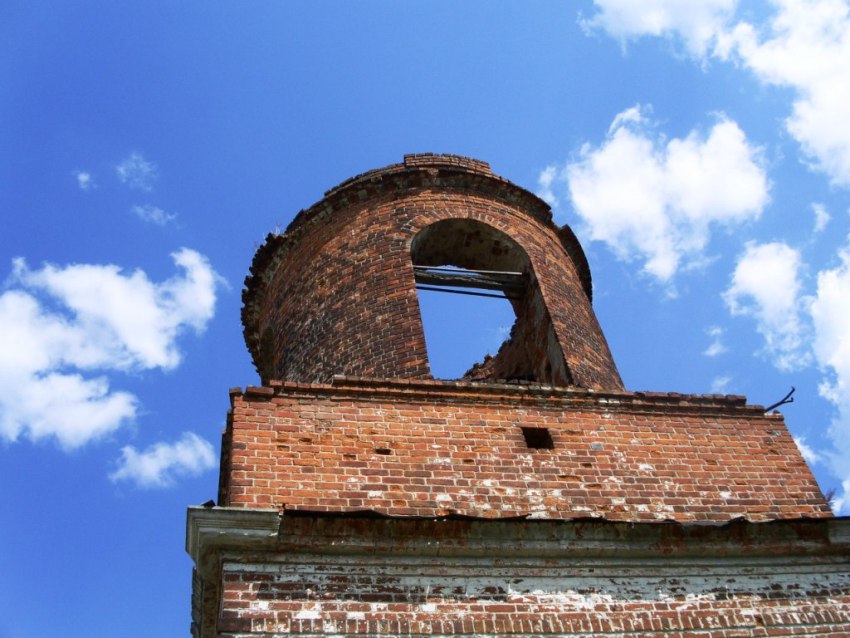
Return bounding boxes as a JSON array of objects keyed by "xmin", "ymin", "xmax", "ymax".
[
  {"xmin": 219, "ymin": 377, "xmax": 831, "ymax": 522},
  {"xmin": 207, "ymin": 516, "xmax": 850, "ymax": 637},
  {"xmin": 242, "ymin": 153, "xmax": 622, "ymax": 390},
  {"xmin": 219, "ymin": 566, "xmax": 850, "ymax": 637},
  {"xmin": 190, "ymin": 155, "xmax": 846, "ymax": 637}
]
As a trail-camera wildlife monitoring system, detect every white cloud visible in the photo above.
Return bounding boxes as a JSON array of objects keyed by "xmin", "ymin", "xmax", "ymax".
[
  {"xmin": 584, "ymin": 0, "xmax": 850, "ymax": 187},
  {"xmin": 704, "ymin": 325, "xmax": 728, "ymax": 357},
  {"xmin": 582, "ymin": 0, "xmax": 739, "ymax": 56},
  {"xmin": 116, "ymin": 152, "xmax": 158, "ymax": 191},
  {"xmin": 560, "ymin": 105, "xmax": 768, "ymax": 281},
  {"xmin": 812, "ymin": 202, "xmax": 831, "ymax": 233},
  {"xmin": 809, "ymin": 246, "xmax": 850, "ymax": 512},
  {"xmin": 14, "ymin": 248, "xmax": 218, "ymax": 370},
  {"xmin": 110, "ymin": 432, "xmax": 216, "ymax": 488},
  {"xmin": 131, "ymin": 204, "xmax": 177, "ymax": 226},
  {"xmin": 536, "ymin": 165, "xmax": 559, "ymax": 206},
  {"xmin": 718, "ymin": 240, "xmax": 850, "ymax": 512},
  {"xmin": 0, "ymin": 249, "xmax": 222, "ymax": 449},
  {"xmin": 725, "ymin": 0, "xmax": 850, "ymax": 186},
  {"xmin": 75, "ymin": 171, "xmax": 94, "ymax": 191},
  {"xmin": 711, "ymin": 375, "xmax": 733, "ymax": 393},
  {"xmin": 832, "ymin": 480, "xmax": 850, "ymax": 513},
  {"xmin": 794, "ymin": 436, "xmax": 822, "ymax": 465},
  {"xmin": 723, "ymin": 241, "xmax": 809, "ymax": 370}
]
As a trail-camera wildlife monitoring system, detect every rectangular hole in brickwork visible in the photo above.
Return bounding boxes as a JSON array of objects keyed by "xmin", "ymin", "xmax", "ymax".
[
  {"xmin": 374, "ymin": 447, "xmax": 392, "ymax": 455},
  {"xmin": 521, "ymin": 427, "xmax": 554, "ymax": 450}
]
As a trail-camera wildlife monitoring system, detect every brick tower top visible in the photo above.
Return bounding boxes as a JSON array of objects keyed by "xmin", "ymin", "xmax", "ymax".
[{"xmin": 242, "ymin": 153, "xmax": 623, "ymax": 390}]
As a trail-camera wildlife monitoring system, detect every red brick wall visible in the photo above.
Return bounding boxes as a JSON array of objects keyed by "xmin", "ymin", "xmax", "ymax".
[
  {"xmin": 220, "ymin": 566, "xmax": 850, "ymax": 637},
  {"xmin": 242, "ymin": 154, "xmax": 622, "ymax": 390},
  {"xmin": 210, "ymin": 516, "xmax": 850, "ymax": 637},
  {"xmin": 219, "ymin": 378, "xmax": 831, "ymax": 522}
]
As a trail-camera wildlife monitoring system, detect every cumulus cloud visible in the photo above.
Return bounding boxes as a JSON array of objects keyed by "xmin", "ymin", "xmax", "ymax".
[
  {"xmin": 724, "ymin": 0, "xmax": 850, "ymax": 186},
  {"xmin": 536, "ymin": 165, "xmax": 559, "ymax": 206},
  {"xmin": 721, "ymin": 240, "xmax": 850, "ymax": 511},
  {"xmin": 131, "ymin": 204, "xmax": 177, "ymax": 226},
  {"xmin": 723, "ymin": 241, "xmax": 809, "ymax": 370},
  {"xmin": 704, "ymin": 325, "xmax": 728, "ymax": 357},
  {"xmin": 812, "ymin": 202, "xmax": 831, "ymax": 233},
  {"xmin": 0, "ymin": 249, "xmax": 222, "ymax": 449},
  {"xmin": 584, "ymin": 0, "xmax": 850, "ymax": 187},
  {"xmin": 809, "ymin": 246, "xmax": 850, "ymax": 511},
  {"xmin": 75, "ymin": 171, "xmax": 94, "ymax": 191},
  {"xmin": 711, "ymin": 375, "xmax": 733, "ymax": 393},
  {"xmin": 794, "ymin": 436, "xmax": 822, "ymax": 465},
  {"xmin": 557, "ymin": 105, "xmax": 768, "ymax": 281},
  {"xmin": 110, "ymin": 432, "xmax": 217, "ymax": 488},
  {"xmin": 116, "ymin": 152, "xmax": 158, "ymax": 191},
  {"xmin": 582, "ymin": 0, "xmax": 738, "ymax": 56}
]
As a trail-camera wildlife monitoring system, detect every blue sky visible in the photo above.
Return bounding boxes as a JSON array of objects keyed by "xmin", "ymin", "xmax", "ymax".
[{"xmin": 2, "ymin": 1, "xmax": 850, "ymax": 635}]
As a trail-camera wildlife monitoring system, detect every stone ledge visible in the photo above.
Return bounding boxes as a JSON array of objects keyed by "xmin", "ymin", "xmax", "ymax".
[
  {"xmin": 186, "ymin": 506, "xmax": 281, "ymax": 577},
  {"xmin": 188, "ymin": 507, "xmax": 850, "ymax": 561},
  {"xmin": 227, "ymin": 376, "xmax": 759, "ymax": 415}
]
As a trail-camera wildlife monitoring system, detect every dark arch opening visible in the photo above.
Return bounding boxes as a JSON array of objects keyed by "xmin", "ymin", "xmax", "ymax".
[{"xmin": 411, "ymin": 219, "xmax": 569, "ymax": 385}]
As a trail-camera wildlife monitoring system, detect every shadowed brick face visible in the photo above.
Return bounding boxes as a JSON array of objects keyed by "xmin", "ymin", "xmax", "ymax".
[
  {"xmin": 215, "ymin": 517, "xmax": 850, "ymax": 638},
  {"xmin": 188, "ymin": 154, "xmax": 849, "ymax": 637}
]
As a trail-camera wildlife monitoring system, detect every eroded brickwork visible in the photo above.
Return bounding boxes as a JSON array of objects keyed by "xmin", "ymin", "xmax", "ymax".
[
  {"xmin": 188, "ymin": 154, "xmax": 847, "ymax": 637},
  {"xmin": 220, "ymin": 378, "xmax": 831, "ymax": 522},
  {"xmin": 242, "ymin": 154, "xmax": 621, "ymax": 390},
  {"xmin": 208, "ymin": 515, "xmax": 850, "ymax": 638}
]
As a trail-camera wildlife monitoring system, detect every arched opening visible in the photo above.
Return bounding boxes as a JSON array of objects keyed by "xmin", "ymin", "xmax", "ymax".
[{"xmin": 411, "ymin": 219, "xmax": 569, "ymax": 384}]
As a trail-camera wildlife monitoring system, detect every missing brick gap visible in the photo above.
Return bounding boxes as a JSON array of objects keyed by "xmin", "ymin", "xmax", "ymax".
[
  {"xmin": 374, "ymin": 447, "xmax": 392, "ymax": 455},
  {"xmin": 521, "ymin": 427, "xmax": 554, "ymax": 450}
]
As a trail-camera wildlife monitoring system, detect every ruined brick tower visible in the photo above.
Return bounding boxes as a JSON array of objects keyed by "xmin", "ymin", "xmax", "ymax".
[{"xmin": 187, "ymin": 154, "xmax": 850, "ymax": 636}]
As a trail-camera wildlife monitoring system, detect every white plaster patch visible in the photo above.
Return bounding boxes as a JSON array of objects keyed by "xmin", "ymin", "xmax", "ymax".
[
  {"xmin": 367, "ymin": 491, "xmax": 383, "ymax": 498},
  {"xmin": 512, "ymin": 589, "xmax": 616, "ymax": 610},
  {"xmin": 639, "ymin": 463, "xmax": 655, "ymax": 472},
  {"xmin": 720, "ymin": 491, "xmax": 732, "ymax": 499},
  {"xmin": 295, "ymin": 609, "xmax": 321, "ymax": 620}
]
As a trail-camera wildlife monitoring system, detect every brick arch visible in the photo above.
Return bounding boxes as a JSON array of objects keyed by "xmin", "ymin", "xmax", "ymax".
[
  {"xmin": 410, "ymin": 217, "xmax": 571, "ymax": 385},
  {"xmin": 411, "ymin": 218, "xmax": 531, "ymax": 273}
]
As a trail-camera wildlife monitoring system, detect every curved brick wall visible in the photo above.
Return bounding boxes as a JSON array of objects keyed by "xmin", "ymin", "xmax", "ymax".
[{"xmin": 243, "ymin": 154, "xmax": 623, "ymax": 390}]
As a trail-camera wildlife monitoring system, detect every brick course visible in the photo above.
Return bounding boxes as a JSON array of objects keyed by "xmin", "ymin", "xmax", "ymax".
[
  {"xmin": 191, "ymin": 513, "xmax": 850, "ymax": 638},
  {"xmin": 219, "ymin": 377, "xmax": 831, "ymax": 522}
]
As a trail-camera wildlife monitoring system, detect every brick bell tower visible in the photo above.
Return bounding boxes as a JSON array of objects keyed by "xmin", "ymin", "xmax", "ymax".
[{"xmin": 187, "ymin": 154, "xmax": 850, "ymax": 637}]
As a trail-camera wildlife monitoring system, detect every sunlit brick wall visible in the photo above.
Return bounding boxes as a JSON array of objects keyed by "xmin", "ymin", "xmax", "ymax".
[
  {"xmin": 241, "ymin": 154, "xmax": 622, "ymax": 390},
  {"xmin": 219, "ymin": 379, "xmax": 831, "ymax": 522}
]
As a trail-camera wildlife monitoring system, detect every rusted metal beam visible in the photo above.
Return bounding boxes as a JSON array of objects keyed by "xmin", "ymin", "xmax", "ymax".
[{"xmin": 413, "ymin": 266, "xmax": 525, "ymax": 293}]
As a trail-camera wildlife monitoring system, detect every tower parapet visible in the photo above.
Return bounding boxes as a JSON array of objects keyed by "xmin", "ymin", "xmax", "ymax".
[{"xmin": 242, "ymin": 153, "xmax": 622, "ymax": 389}]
